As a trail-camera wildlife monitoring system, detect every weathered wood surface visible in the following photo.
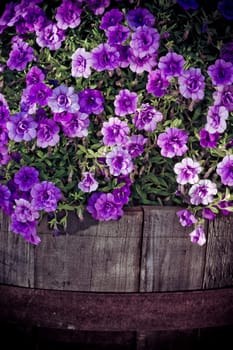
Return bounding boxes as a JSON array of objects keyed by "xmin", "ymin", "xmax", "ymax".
[
  {"xmin": 0, "ymin": 207, "xmax": 233, "ymax": 292},
  {"xmin": 0, "ymin": 285, "xmax": 233, "ymax": 331}
]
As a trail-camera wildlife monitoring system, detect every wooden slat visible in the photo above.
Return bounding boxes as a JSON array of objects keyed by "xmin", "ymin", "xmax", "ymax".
[
  {"xmin": 203, "ymin": 214, "xmax": 233, "ymax": 289},
  {"xmin": 140, "ymin": 207, "xmax": 207, "ymax": 292},
  {"xmin": 0, "ymin": 212, "xmax": 35, "ymax": 287},
  {"xmin": 0, "ymin": 285, "xmax": 232, "ymax": 331},
  {"xmin": 35, "ymin": 209, "xmax": 143, "ymax": 292}
]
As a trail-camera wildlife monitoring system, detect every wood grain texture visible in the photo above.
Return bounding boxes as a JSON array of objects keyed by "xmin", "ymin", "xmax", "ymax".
[
  {"xmin": 0, "ymin": 211, "xmax": 35, "ymax": 287},
  {"xmin": 0, "ymin": 285, "xmax": 232, "ymax": 331},
  {"xmin": 140, "ymin": 207, "xmax": 207, "ymax": 292},
  {"xmin": 35, "ymin": 209, "xmax": 143, "ymax": 292},
  {"xmin": 203, "ymin": 214, "xmax": 233, "ymax": 288}
]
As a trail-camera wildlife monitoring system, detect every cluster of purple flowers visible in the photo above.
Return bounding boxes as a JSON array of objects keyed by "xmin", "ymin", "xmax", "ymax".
[{"xmin": 0, "ymin": 0, "xmax": 233, "ymax": 246}]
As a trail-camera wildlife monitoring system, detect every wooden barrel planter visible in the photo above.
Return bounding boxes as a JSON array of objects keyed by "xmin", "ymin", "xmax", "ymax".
[{"xmin": 0, "ymin": 206, "xmax": 233, "ymax": 348}]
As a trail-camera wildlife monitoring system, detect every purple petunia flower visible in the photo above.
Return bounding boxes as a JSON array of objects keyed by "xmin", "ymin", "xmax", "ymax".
[
  {"xmin": 189, "ymin": 179, "xmax": 217, "ymax": 205},
  {"xmin": 199, "ymin": 128, "xmax": 220, "ymax": 148},
  {"xmin": 213, "ymin": 85, "xmax": 233, "ymax": 112},
  {"xmin": 47, "ymin": 85, "xmax": 79, "ymax": 113},
  {"xmin": 174, "ymin": 158, "xmax": 202, "ymax": 185},
  {"xmin": 0, "ymin": 184, "xmax": 11, "ymax": 209},
  {"xmin": 78, "ymin": 88, "xmax": 104, "ymax": 115},
  {"xmin": 177, "ymin": 0, "xmax": 199, "ymax": 10},
  {"xmin": 14, "ymin": 166, "xmax": 39, "ymax": 192},
  {"xmin": 128, "ymin": 52, "xmax": 157, "ymax": 74},
  {"xmin": 7, "ymin": 39, "xmax": 34, "ymax": 71},
  {"xmin": 0, "ymin": 122, "xmax": 9, "ymax": 145},
  {"xmin": 0, "ymin": 145, "xmax": 10, "ymax": 166},
  {"xmin": 88, "ymin": 192, "xmax": 123, "ymax": 221},
  {"xmin": 106, "ymin": 147, "xmax": 133, "ymax": 176},
  {"xmin": 37, "ymin": 119, "xmax": 60, "ymax": 148},
  {"xmin": 78, "ymin": 172, "xmax": 99, "ymax": 193},
  {"xmin": 55, "ymin": 0, "xmax": 82, "ymax": 29},
  {"xmin": 220, "ymin": 41, "xmax": 233, "ymax": 62},
  {"xmin": 202, "ymin": 208, "xmax": 216, "ymax": 220},
  {"xmin": 61, "ymin": 112, "xmax": 90, "ymax": 138},
  {"xmin": 189, "ymin": 225, "xmax": 206, "ymax": 246},
  {"xmin": 86, "ymin": 0, "xmax": 110, "ymax": 15},
  {"xmin": 114, "ymin": 89, "xmax": 138, "ymax": 116},
  {"xmin": 218, "ymin": 199, "xmax": 233, "ymax": 216},
  {"xmin": 26, "ymin": 66, "xmax": 45, "ymax": 86},
  {"xmin": 71, "ymin": 48, "xmax": 93, "ymax": 79},
  {"xmin": 99, "ymin": 9, "xmax": 124, "ymax": 30},
  {"xmin": 101, "ymin": 117, "xmax": 129, "ymax": 146},
  {"xmin": 178, "ymin": 68, "xmax": 205, "ymax": 101},
  {"xmin": 117, "ymin": 45, "xmax": 132, "ymax": 68},
  {"xmin": 126, "ymin": 7, "xmax": 155, "ymax": 31},
  {"xmin": 146, "ymin": 69, "xmax": 169, "ymax": 97},
  {"xmin": 0, "ymin": 2, "xmax": 16, "ymax": 33},
  {"xmin": 7, "ymin": 112, "xmax": 37, "ymax": 142},
  {"xmin": 31, "ymin": 181, "xmax": 62, "ymax": 212},
  {"xmin": 86, "ymin": 192, "xmax": 102, "ymax": 219},
  {"xmin": 216, "ymin": 155, "xmax": 233, "ymax": 186},
  {"xmin": 53, "ymin": 111, "xmax": 73, "ymax": 124},
  {"xmin": 36, "ymin": 22, "xmax": 65, "ymax": 50},
  {"xmin": 10, "ymin": 214, "xmax": 40, "ymax": 245},
  {"xmin": 27, "ymin": 82, "xmax": 52, "ymax": 106},
  {"xmin": 91, "ymin": 43, "xmax": 120, "ymax": 71},
  {"xmin": 218, "ymin": 0, "xmax": 233, "ymax": 20},
  {"xmin": 158, "ymin": 52, "xmax": 185, "ymax": 79},
  {"xmin": 126, "ymin": 135, "xmax": 147, "ymax": 158},
  {"xmin": 207, "ymin": 59, "xmax": 233, "ymax": 86},
  {"xmin": 130, "ymin": 26, "xmax": 160, "ymax": 59},
  {"xmin": 113, "ymin": 185, "xmax": 131, "ymax": 205},
  {"xmin": 133, "ymin": 103, "xmax": 163, "ymax": 132},
  {"xmin": 177, "ymin": 209, "xmax": 197, "ymax": 227},
  {"xmin": 157, "ymin": 127, "xmax": 188, "ymax": 158},
  {"xmin": 13, "ymin": 198, "xmax": 40, "ymax": 223},
  {"xmin": 22, "ymin": 3, "xmax": 47, "ymax": 33},
  {"xmin": 205, "ymin": 105, "xmax": 229, "ymax": 134},
  {"xmin": 105, "ymin": 24, "xmax": 130, "ymax": 46}
]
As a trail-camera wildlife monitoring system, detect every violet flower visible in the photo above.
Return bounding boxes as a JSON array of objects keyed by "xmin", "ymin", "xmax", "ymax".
[
  {"xmin": 89, "ymin": 192, "xmax": 123, "ymax": 221},
  {"xmin": 78, "ymin": 88, "xmax": 104, "ymax": 115},
  {"xmin": 177, "ymin": 0, "xmax": 199, "ymax": 10},
  {"xmin": 78, "ymin": 172, "xmax": 98, "ymax": 193},
  {"xmin": 36, "ymin": 119, "xmax": 60, "ymax": 148},
  {"xmin": 126, "ymin": 7, "xmax": 155, "ymax": 31},
  {"xmin": 216, "ymin": 155, "xmax": 233, "ymax": 186},
  {"xmin": 177, "ymin": 209, "xmax": 197, "ymax": 227},
  {"xmin": 158, "ymin": 52, "xmax": 185, "ymax": 79},
  {"xmin": 10, "ymin": 215, "xmax": 41, "ymax": 245},
  {"xmin": 99, "ymin": 9, "xmax": 124, "ymax": 30},
  {"xmin": 7, "ymin": 39, "xmax": 34, "ymax": 71},
  {"xmin": 71, "ymin": 48, "xmax": 93, "ymax": 79},
  {"xmin": 86, "ymin": 0, "xmax": 110, "ymax": 15},
  {"xmin": 36, "ymin": 22, "xmax": 65, "ymax": 50},
  {"xmin": 130, "ymin": 25, "xmax": 160, "ymax": 59},
  {"xmin": 218, "ymin": 0, "xmax": 233, "ymax": 20},
  {"xmin": 14, "ymin": 166, "xmax": 39, "ymax": 192},
  {"xmin": 220, "ymin": 41, "xmax": 233, "ymax": 62},
  {"xmin": 55, "ymin": 0, "xmax": 82, "ymax": 29},
  {"xmin": 114, "ymin": 89, "xmax": 138, "ymax": 116},
  {"xmin": 133, "ymin": 103, "xmax": 163, "ymax": 132},
  {"xmin": 205, "ymin": 105, "xmax": 229, "ymax": 134},
  {"xmin": 129, "ymin": 53, "xmax": 157, "ymax": 74},
  {"xmin": 189, "ymin": 225, "xmax": 206, "ymax": 246},
  {"xmin": 105, "ymin": 24, "xmax": 130, "ymax": 46},
  {"xmin": 31, "ymin": 181, "xmax": 62, "ymax": 212},
  {"xmin": 178, "ymin": 68, "xmax": 205, "ymax": 101},
  {"xmin": 47, "ymin": 85, "xmax": 79, "ymax": 113},
  {"xmin": 28, "ymin": 82, "xmax": 52, "ymax": 106},
  {"xmin": 213, "ymin": 85, "xmax": 233, "ymax": 112},
  {"xmin": 146, "ymin": 69, "xmax": 169, "ymax": 97},
  {"xmin": 7, "ymin": 112, "xmax": 37, "ymax": 142},
  {"xmin": 61, "ymin": 112, "xmax": 90, "ymax": 138},
  {"xmin": 199, "ymin": 128, "xmax": 220, "ymax": 148},
  {"xmin": 113, "ymin": 185, "xmax": 131, "ymax": 205},
  {"xmin": 106, "ymin": 147, "xmax": 134, "ymax": 176},
  {"xmin": 189, "ymin": 180, "xmax": 217, "ymax": 205},
  {"xmin": 174, "ymin": 158, "xmax": 202, "ymax": 185},
  {"xmin": 13, "ymin": 198, "xmax": 40, "ymax": 223},
  {"xmin": 26, "ymin": 66, "xmax": 45, "ymax": 86},
  {"xmin": 126, "ymin": 135, "xmax": 147, "ymax": 159},
  {"xmin": 157, "ymin": 128, "xmax": 188, "ymax": 158},
  {"xmin": 91, "ymin": 43, "xmax": 120, "ymax": 71},
  {"xmin": 207, "ymin": 59, "xmax": 233, "ymax": 86},
  {"xmin": 101, "ymin": 117, "xmax": 129, "ymax": 146}
]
